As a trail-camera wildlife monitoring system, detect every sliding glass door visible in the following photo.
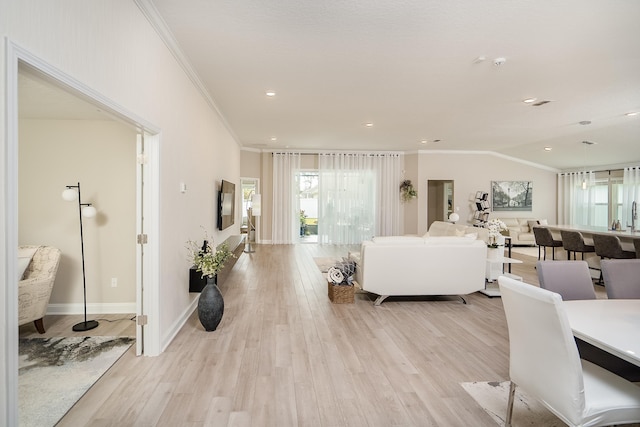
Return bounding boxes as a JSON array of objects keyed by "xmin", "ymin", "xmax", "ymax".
[{"xmin": 298, "ymin": 172, "xmax": 318, "ymax": 243}]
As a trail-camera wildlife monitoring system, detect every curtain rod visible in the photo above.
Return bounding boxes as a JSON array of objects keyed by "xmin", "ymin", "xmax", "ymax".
[
  {"xmin": 271, "ymin": 152, "xmax": 401, "ymax": 157},
  {"xmin": 559, "ymin": 166, "xmax": 638, "ymax": 176}
]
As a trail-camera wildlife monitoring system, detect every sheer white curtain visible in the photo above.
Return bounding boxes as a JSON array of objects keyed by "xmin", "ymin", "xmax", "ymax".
[
  {"xmin": 621, "ymin": 167, "xmax": 640, "ymax": 227},
  {"xmin": 272, "ymin": 152, "xmax": 301, "ymax": 244},
  {"xmin": 557, "ymin": 171, "xmax": 596, "ymax": 225},
  {"xmin": 318, "ymin": 153, "xmax": 402, "ymax": 244}
]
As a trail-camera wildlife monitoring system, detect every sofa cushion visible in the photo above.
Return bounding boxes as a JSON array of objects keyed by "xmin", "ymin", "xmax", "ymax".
[
  {"xmin": 372, "ymin": 236, "xmax": 425, "ymax": 244},
  {"xmin": 501, "ymin": 218, "xmax": 521, "ymax": 228},
  {"xmin": 18, "ymin": 246, "xmax": 38, "ymax": 280},
  {"xmin": 527, "ymin": 220, "xmax": 540, "ymax": 231},
  {"xmin": 426, "ymin": 221, "xmax": 454, "ymax": 237},
  {"xmin": 18, "ymin": 258, "xmax": 31, "ymax": 280},
  {"xmin": 424, "ymin": 236, "xmax": 479, "ymax": 245}
]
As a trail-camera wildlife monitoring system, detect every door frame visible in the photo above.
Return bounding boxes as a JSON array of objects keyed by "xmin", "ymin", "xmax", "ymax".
[{"xmin": 4, "ymin": 40, "xmax": 161, "ymax": 423}]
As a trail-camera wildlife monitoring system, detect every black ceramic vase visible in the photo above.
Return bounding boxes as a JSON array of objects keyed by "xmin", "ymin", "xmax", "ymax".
[{"xmin": 198, "ymin": 277, "xmax": 224, "ymax": 331}]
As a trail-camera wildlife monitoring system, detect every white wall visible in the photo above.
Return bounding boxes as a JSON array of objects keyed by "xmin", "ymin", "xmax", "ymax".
[
  {"xmin": 1, "ymin": 1, "xmax": 242, "ymax": 421},
  {"xmin": 417, "ymin": 151, "xmax": 558, "ymax": 235},
  {"xmin": 19, "ymin": 119, "xmax": 137, "ymax": 308}
]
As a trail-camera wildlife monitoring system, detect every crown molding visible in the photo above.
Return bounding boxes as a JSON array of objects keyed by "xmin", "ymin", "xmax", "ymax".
[
  {"xmin": 134, "ymin": 0, "xmax": 241, "ymax": 147},
  {"xmin": 418, "ymin": 149, "xmax": 560, "ymax": 173}
]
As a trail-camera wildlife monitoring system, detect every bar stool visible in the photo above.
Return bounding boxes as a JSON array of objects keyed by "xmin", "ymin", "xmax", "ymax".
[
  {"xmin": 592, "ymin": 234, "xmax": 635, "ymax": 284},
  {"xmin": 560, "ymin": 230, "xmax": 595, "ymax": 260},
  {"xmin": 532, "ymin": 226, "xmax": 563, "ymax": 260},
  {"xmin": 634, "ymin": 239, "xmax": 640, "ymax": 259}
]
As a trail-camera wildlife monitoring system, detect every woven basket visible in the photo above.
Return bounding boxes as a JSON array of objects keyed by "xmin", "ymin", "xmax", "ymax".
[{"xmin": 328, "ymin": 282, "xmax": 354, "ymax": 304}]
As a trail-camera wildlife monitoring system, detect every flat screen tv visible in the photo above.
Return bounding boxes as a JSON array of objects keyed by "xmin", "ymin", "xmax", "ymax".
[{"xmin": 217, "ymin": 180, "xmax": 235, "ymax": 230}]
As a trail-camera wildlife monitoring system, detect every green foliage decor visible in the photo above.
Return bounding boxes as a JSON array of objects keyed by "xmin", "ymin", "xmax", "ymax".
[
  {"xmin": 187, "ymin": 231, "xmax": 235, "ymax": 279},
  {"xmin": 400, "ymin": 180, "xmax": 417, "ymax": 202}
]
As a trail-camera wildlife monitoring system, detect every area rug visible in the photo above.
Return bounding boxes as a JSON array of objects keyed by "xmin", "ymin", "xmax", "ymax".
[
  {"xmin": 461, "ymin": 381, "xmax": 564, "ymax": 426},
  {"xmin": 19, "ymin": 336, "xmax": 135, "ymax": 427},
  {"xmin": 313, "ymin": 257, "xmax": 342, "ymax": 273},
  {"xmin": 510, "ymin": 246, "xmax": 539, "ymax": 258}
]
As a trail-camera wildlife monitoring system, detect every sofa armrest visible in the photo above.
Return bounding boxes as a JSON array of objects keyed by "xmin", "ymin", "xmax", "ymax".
[{"xmin": 18, "ymin": 277, "xmax": 55, "ymax": 324}]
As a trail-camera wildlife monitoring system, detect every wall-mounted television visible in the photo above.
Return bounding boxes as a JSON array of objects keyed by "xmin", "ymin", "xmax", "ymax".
[{"xmin": 217, "ymin": 180, "xmax": 235, "ymax": 230}]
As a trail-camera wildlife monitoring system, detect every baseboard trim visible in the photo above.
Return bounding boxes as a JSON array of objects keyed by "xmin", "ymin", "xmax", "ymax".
[
  {"xmin": 47, "ymin": 302, "xmax": 137, "ymax": 315},
  {"xmin": 162, "ymin": 296, "xmax": 198, "ymax": 353}
]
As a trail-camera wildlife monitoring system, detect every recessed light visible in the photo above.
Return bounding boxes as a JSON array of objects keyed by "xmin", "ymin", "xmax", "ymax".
[
  {"xmin": 626, "ymin": 111, "xmax": 639, "ymax": 117},
  {"xmin": 364, "ymin": 122, "xmax": 373, "ymax": 127},
  {"xmin": 523, "ymin": 98, "xmax": 537, "ymax": 104},
  {"xmin": 420, "ymin": 140, "xmax": 428, "ymax": 144},
  {"xmin": 265, "ymin": 91, "xmax": 276, "ymax": 97},
  {"xmin": 270, "ymin": 137, "xmax": 277, "ymax": 141},
  {"xmin": 544, "ymin": 146, "xmax": 552, "ymax": 151},
  {"xmin": 579, "ymin": 120, "xmax": 592, "ymax": 125}
]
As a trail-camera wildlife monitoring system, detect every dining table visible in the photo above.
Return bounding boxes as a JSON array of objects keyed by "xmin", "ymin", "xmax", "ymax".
[{"xmin": 563, "ymin": 299, "xmax": 640, "ymax": 368}]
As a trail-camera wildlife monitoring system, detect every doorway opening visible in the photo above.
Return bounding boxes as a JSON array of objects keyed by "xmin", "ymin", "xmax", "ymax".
[
  {"xmin": 240, "ymin": 178, "xmax": 260, "ymax": 245},
  {"xmin": 427, "ymin": 180, "xmax": 454, "ymax": 228},
  {"xmin": 298, "ymin": 171, "xmax": 319, "ymax": 243}
]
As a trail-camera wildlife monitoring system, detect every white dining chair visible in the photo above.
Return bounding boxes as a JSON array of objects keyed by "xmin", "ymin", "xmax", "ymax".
[
  {"xmin": 498, "ymin": 276, "xmax": 640, "ymax": 427},
  {"xmin": 601, "ymin": 259, "xmax": 640, "ymax": 299}
]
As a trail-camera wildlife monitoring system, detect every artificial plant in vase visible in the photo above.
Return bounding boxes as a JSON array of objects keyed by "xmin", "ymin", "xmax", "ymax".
[
  {"xmin": 400, "ymin": 180, "xmax": 417, "ymax": 202},
  {"xmin": 187, "ymin": 231, "xmax": 234, "ymax": 331},
  {"xmin": 486, "ymin": 218, "xmax": 508, "ymax": 248}
]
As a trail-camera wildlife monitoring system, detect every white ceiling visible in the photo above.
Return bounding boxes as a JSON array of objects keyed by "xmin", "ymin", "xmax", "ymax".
[
  {"xmin": 19, "ymin": 1, "xmax": 640, "ymax": 171},
  {"xmin": 147, "ymin": 0, "xmax": 640, "ymax": 170}
]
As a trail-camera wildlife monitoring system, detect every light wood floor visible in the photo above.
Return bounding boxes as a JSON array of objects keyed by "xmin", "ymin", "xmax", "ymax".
[
  {"xmin": 19, "ymin": 313, "xmax": 136, "ymax": 338},
  {"xmin": 38, "ymin": 244, "xmax": 600, "ymax": 426}
]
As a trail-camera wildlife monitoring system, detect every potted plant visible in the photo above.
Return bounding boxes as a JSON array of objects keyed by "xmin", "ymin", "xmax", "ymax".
[
  {"xmin": 187, "ymin": 233, "xmax": 234, "ymax": 331},
  {"xmin": 400, "ymin": 180, "xmax": 417, "ymax": 202},
  {"xmin": 300, "ymin": 210, "xmax": 308, "ymax": 236}
]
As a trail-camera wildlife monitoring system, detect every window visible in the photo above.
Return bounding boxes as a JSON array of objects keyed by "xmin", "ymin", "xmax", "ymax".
[{"xmin": 593, "ymin": 170, "xmax": 624, "ymax": 228}]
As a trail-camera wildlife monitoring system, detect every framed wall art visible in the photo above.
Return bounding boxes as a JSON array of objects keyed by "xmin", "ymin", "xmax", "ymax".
[{"xmin": 491, "ymin": 181, "xmax": 533, "ymax": 211}]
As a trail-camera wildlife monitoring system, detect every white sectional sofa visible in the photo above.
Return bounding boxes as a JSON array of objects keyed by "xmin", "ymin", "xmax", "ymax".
[
  {"xmin": 425, "ymin": 220, "xmax": 489, "ymax": 242},
  {"xmin": 494, "ymin": 218, "xmax": 547, "ymax": 246},
  {"xmin": 349, "ymin": 235, "xmax": 487, "ymax": 305}
]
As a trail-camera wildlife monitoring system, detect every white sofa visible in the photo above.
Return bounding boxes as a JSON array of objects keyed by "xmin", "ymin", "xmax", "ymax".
[
  {"xmin": 350, "ymin": 235, "xmax": 487, "ymax": 305},
  {"xmin": 426, "ymin": 220, "xmax": 489, "ymax": 242},
  {"xmin": 494, "ymin": 218, "xmax": 546, "ymax": 246}
]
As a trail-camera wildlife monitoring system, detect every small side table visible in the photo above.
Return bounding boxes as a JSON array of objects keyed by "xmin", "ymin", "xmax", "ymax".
[{"xmin": 481, "ymin": 256, "xmax": 523, "ymax": 297}]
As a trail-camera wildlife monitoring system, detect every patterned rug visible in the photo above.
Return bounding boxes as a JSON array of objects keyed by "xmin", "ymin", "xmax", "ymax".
[
  {"xmin": 461, "ymin": 381, "xmax": 564, "ymax": 426},
  {"xmin": 19, "ymin": 336, "xmax": 134, "ymax": 427}
]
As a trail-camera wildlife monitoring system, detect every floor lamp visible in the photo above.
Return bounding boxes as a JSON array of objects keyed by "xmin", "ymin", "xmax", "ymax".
[
  {"xmin": 244, "ymin": 193, "xmax": 261, "ymax": 253},
  {"xmin": 62, "ymin": 182, "xmax": 99, "ymax": 332}
]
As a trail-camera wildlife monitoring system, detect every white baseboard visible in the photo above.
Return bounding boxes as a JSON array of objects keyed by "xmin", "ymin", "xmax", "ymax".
[
  {"xmin": 47, "ymin": 302, "xmax": 137, "ymax": 315},
  {"xmin": 162, "ymin": 295, "xmax": 198, "ymax": 353}
]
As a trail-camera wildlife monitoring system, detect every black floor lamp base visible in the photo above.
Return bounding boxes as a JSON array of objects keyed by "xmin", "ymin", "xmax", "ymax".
[{"xmin": 72, "ymin": 320, "xmax": 99, "ymax": 332}]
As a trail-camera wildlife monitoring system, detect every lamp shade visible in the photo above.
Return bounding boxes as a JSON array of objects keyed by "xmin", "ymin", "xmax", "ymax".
[
  {"xmin": 62, "ymin": 188, "xmax": 78, "ymax": 201},
  {"xmin": 449, "ymin": 212, "xmax": 460, "ymax": 223},
  {"xmin": 82, "ymin": 205, "xmax": 97, "ymax": 218},
  {"xmin": 251, "ymin": 194, "xmax": 261, "ymax": 216}
]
